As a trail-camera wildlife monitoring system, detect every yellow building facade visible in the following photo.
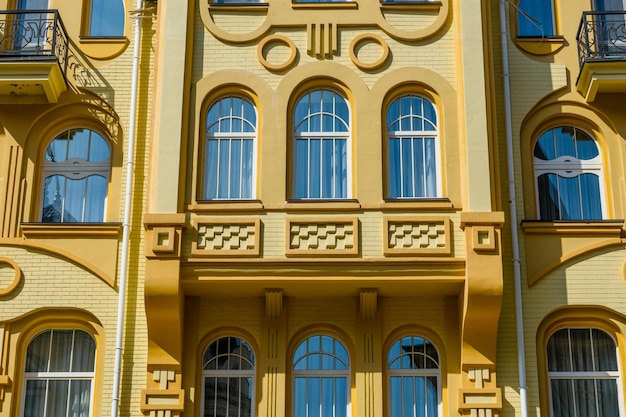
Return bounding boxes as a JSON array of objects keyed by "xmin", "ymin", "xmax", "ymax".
[
  {"xmin": 495, "ymin": 1, "xmax": 626, "ymax": 417},
  {"xmin": 0, "ymin": 0, "xmax": 153, "ymax": 415},
  {"xmin": 143, "ymin": 0, "xmax": 505, "ymax": 416}
]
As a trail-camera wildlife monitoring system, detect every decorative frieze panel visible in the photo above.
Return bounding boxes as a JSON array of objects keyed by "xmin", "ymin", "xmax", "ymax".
[
  {"xmin": 458, "ymin": 368, "xmax": 502, "ymax": 417},
  {"xmin": 384, "ymin": 216, "xmax": 450, "ymax": 256},
  {"xmin": 286, "ymin": 217, "xmax": 358, "ymax": 257},
  {"xmin": 193, "ymin": 218, "xmax": 261, "ymax": 257}
]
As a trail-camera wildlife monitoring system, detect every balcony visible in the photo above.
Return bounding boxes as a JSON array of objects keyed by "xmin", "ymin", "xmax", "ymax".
[
  {"xmin": 577, "ymin": 11, "xmax": 626, "ymax": 102},
  {"xmin": 0, "ymin": 10, "xmax": 68, "ymax": 103}
]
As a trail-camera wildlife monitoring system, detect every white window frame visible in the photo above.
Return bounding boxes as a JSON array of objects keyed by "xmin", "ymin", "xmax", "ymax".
[
  {"xmin": 292, "ymin": 89, "xmax": 352, "ymax": 200},
  {"xmin": 385, "ymin": 94, "xmax": 441, "ymax": 199},
  {"xmin": 201, "ymin": 336, "xmax": 256, "ymax": 417},
  {"xmin": 292, "ymin": 335, "xmax": 351, "ymax": 417},
  {"xmin": 547, "ymin": 327, "xmax": 625, "ymax": 417},
  {"xmin": 39, "ymin": 128, "xmax": 111, "ymax": 223},
  {"xmin": 386, "ymin": 335, "xmax": 442, "ymax": 417},
  {"xmin": 20, "ymin": 329, "xmax": 96, "ymax": 417},
  {"xmin": 202, "ymin": 96, "xmax": 258, "ymax": 201},
  {"xmin": 533, "ymin": 126, "xmax": 607, "ymax": 220}
]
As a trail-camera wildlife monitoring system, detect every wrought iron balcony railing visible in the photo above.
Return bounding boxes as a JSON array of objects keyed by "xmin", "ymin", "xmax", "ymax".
[
  {"xmin": 0, "ymin": 10, "xmax": 68, "ymax": 76},
  {"xmin": 578, "ymin": 11, "xmax": 626, "ymax": 68}
]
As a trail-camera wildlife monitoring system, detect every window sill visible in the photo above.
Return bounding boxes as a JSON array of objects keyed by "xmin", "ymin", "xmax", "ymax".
[
  {"xmin": 292, "ymin": 2, "xmax": 357, "ymax": 9},
  {"xmin": 285, "ymin": 199, "xmax": 361, "ymax": 211},
  {"xmin": 520, "ymin": 220, "xmax": 625, "ymax": 286},
  {"xmin": 189, "ymin": 200, "xmax": 265, "ymax": 212},
  {"xmin": 379, "ymin": 198, "xmax": 454, "ymax": 210},
  {"xmin": 515, "ymin": 36, "xmax": 565, "ymax": 56},
  {"xmin": 207, "ymin": 3, "xmax": 269, "ymax": 11},
  {"xmin": 380, "ymin": 0, "xmax": 441, "ymax": 11},
  {"xmin": 78, "ymin": 36, "xmax": 129, "ymax": 60}
]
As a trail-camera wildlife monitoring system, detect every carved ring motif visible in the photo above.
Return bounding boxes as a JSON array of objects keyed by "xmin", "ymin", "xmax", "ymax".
[
  {"xmin": 0, "ymin": 257, "xmax": 21, "ymax": 296},
  {"xmin": 258, "ymin": 35, "xmax": 298, "ymax": 72},
  {"xmin": 349, "ymin": 33, "xmax": 389, "ymax": 71}
]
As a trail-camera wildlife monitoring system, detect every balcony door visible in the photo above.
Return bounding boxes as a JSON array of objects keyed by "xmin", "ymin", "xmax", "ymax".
[
  {"xmin": 15, "ymin": 0, "xmax": 50, "ymax": 53},
  {"xmin": 593, "ymin": 0, "xmax": 626, "ymax": 57}
]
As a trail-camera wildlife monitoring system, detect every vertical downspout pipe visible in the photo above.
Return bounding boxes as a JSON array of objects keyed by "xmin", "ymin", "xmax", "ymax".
[
  {"xmin": 499, "ymin": 1, "xmax": 529, "ymax": 417},
  {"xmin": 112, "ymin": 0, "xmax": 144, "ymax": 415}
]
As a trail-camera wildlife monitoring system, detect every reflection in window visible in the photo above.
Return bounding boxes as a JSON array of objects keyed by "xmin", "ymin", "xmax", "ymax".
[
  {"xmin": 387, "ymin": 335, "xmax": 440, "ymax": 417},
  {"xmin": 203, "ymin": 96, "xmax": 257, "ymax": 200},
  {"xmin": 293, "ymin": 89, "xmax": 350, "ymax": 199},
  {"xmin": 202, "ymin": 337, "xmax": 255, "ymax": 417},
  {"xmin": 533, "ymin": 126, "xmax": 604, "ymax": 221},
  {"xmin": 293, "ymin": 335, "xmax": 350, "ymax": 417},
  {"xmin": 22, "ymin": 329, "xmax": 96, "ymax": 417},
  {"xmin": 88, "ymin": 0, "xmax": 125, "ymax": 37},
  {"xmin": 41, "ymin": 128, "xmax": 110, "ymax": 223},
  {"xmin": 547, "ymin": 328, "xmax": 622, "ymax": 417},
  {"xmin": 386, "ymin": 94, "xmax": 439, "ymax": 199},
  {"xmin": 517, "ymin": 0, "xmax": 556, "ymax": 37}
]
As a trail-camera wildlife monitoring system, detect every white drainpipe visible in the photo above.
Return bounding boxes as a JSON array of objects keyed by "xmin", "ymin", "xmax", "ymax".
[
  {"xmin": 499, "ymin": 1, "xmax": 529, "ymax": 417},
  {"xmin": 111, "ymin": 0, "xmax": 145, "ymax": 415}
]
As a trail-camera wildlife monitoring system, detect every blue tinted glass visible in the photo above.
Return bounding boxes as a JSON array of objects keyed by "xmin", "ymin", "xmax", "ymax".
[
  {"xmin": 88, "ymin": 132, "xmax": 110, "ymax": 162},
  {"xmin": 84, "ymin": 175, "xmax": 107, "ymax": 222},
  {"xmin": 241, "ymin": 139, "xmax": 254, "ymax": 199},
  {"xmin": 309, "ymin": 139, "xmax": 321, "ymax": 198},
  {"xmin": 321, "ymin": 378, "xmax": 333, "ymax": 416},
  {"xmin": 424, "ymin": 138, "xmax": 437, "ymax": 197},
  {"xmin": 575, "ymin": 131, "xmax": 599, "ymax": 160},
  {"xmin": 401, "ymin": 139, "xmax": 413, "ymax": 197},
  {"xmin": 390, "ymin": 376, "xmax": 402, "ymax": 417},
  {"xmin": 580, "ymin": 173, "xmax": 602, "ymax": 219},
  {"xmin": 308, "ymin": 377, "xmax": 321, "ymax": 417},
  {"xmin": 295, "ymin": 378, "xmax": 307, "ymax": 415},
  {"xmin": 218, "ymin": 140, "xmax": 231, "ymax": 199},
  {"xmin": 538, "ymin": 173, "xmax": 560, "ymax": 220},
  {"xmin": 426, "ymin": 377, "xmax": 438, "ymax": 417},
  {"xmin": 335, "ymin": 139, "xmax": 347, "ymax": 198},
  {"xmin": 295, "ymin": 140, "xmax": 309, "ymax": 198},
  {"xmin": 558, "ymin": 175, "xmax": 582, "ymax": 220},
  {"xmin": 67, "ymin": 129, "xmax": 90, "ymax": 160},
  {"xmin": 336, "ymin": 378, "xmax": 347, "ymax": 417},
  {"xmin": 64, "ymin": 177, "xmax": 87, "ymax": 222},
  {"xmin": 89, "ymin": 0, "xmax": 125, "ymax": 36},
  {"xmin": 413, "ymin": 138, "xmax": 425, "ymax": 197},
  {"xmin": 534, "ymin": 130, "xmax": 555, "ymax": 160},
  {"xmin": 555, "ymin": 127, "xmax": 576, "ymax": 158},
  {"xmin": 388, "ymin": 139, "xmax": 401, "ymax": 198},
  {"xmin": 518, "ymin": 0, "xmax": 555, "ymax": 36},
  {"xmin": 403, "ymin": 377, "xmax": 413, "ymax": 417},
  {"xmin": 229, "ymin": 139, "xmax": 242, "ymax": 197}
]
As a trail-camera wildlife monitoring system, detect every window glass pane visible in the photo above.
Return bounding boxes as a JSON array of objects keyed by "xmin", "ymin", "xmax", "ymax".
[
  {"xmin": 547, "ymin": 329, "xmax": 572, "ymax": 372},
  {"xmin": 204, "ymin": 139, "xmax": 219, "ymax": 199},
  {"xmin": 336, "ymin": 377, "xmax": 347, "ymax": 417},
  {"xmin": 46, "ymin": 380, "xmax": 70, "ymax": 417},
  {"xmin": 592, "ymin": 329, "xmax": 618, "ymax": 371},
  {"xmin": 403, "ymin": 376, "xmax": 413, "ymax": 417},
  {"xmin": 89, "ymin": 0, "xmax": 125, "ymax": 37},
  {"xmin": 537, "ymin": 173, "xmax": 560, "ymax": 221},
  {"xmin": 575, "ymin": 131, "xmax": 599, "ymax": 159},
  {"xmin": 72, "ymin": 330, "xmax": 96, "ymax": 372},
  {"xmin": 426, "ymin": 376, "xmax": 438, "ymax": 417},
  {"xmin": 24, "ymin": 380, "xmax": 47, "ymax": 417},
  {"xmin": 229, "ymin": 139, "xmax": 243, "ymax": 198},
  {"xmin": 68, "ymin": 379, "xmax": 92, "ymax": 417},
  {"xmin": 26, "ymin": 331, "xmax": 51, "ymax": 372},
  {"xmin": 390, "ymin": 376, "xmax": 402, "ymax": 417},
  {"xmin": 573, "ymin": 379, "xmax": 598, "ymax": 417},
  {"xmin": 218, "ymin": 140, "xmax": 231, "ymax": 199},
  {"xmin": 294, "ymin": 377, "xmax": 307, "ymax": 417},
  {"xmin": 66, "ymin": 129, "xmax": 91, "ymax": 161},
  {"xmin": 88, "ymin": 132, "xmax": 110, "ymax": 162},
  {"xmin": 49, "ymin": 329, "xmax": 73, "ymax": 372},
  {"xmin": 335, "ymin": 139, "xmax": 347, "ymax": 198},
  {"xmin": 308, "ymin": 139, "xmax": 321, "ymax": 198},
  {"xmin": 518, "ymin": 0, "xmax": 555, "ymax": 36},
  {"xmin": 551, "ymin": 379, "xmax": 575, "ymax": 417},
  {"xmin": 83, "ymin": 175, "xmax": 107, "ymax": 222},
  {"xmin": 63, "ymin": 177, "xmax": 87, "ymax": 223},
  {"xmin": 555, "ymin": 127, "xmax": 576, "ymax": 158},
  {"xmin": 321, "ymin": 139, "xmax": 334, "ymax": 199},
  {"xmin": 308, "ymin": 377, "xmax": 321, "ymax": 417},
  {"xmin": 580, "ymin": 174, "xmax": 603, "ymax": 220},
  {"xmin": 598, "ymin": 379, "xmax": 619, "ymax": 417},
  {"xmin": 321, "ymin": 377, "xmax": 334, "ymax": 417},
  {"xmin": 45, "ymin": 133, "xmax": 68, "ymax": 162},
  {"xmin": 557, "ymin": 176, "xmax": 582, "ymax": 220}
]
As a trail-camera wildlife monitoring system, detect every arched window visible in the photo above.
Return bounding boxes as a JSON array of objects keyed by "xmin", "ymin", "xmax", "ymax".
[
  {"xmin": 41, "ymin": 128, "xmax": 111, "ymax": 223},
  {"xmin": 517, "ymin": 0, "xmax": 556, "ymax": 37},
  {"xmin": 386, "ymin": 94, "xmax": 440, "ymax": 199},
  {"xmin": 533, "ymin": 126, "xmax": 605, "ymax": 220},
  {"xmin": 292, "ymin": 89, "xmax": 350, "ymax": 199},
  {"xmin": 293, "ymin": 335, "xmax": 350, "ymax": 417},
  {"xmin": 202, "ymin": 336, "xmax": 255, "ymax": 417},
  {"xmin": 203, "ymin": 96, "xmax": 257, "ymax": 200},
  {"xmin": 547, "ymin": 328, "xmax": 622, "ymax": 417},
  {"xmin": 387, "ymin": 335, "xmax": 441, "ymax": 417},
  {"xmin": 87, "ymin": 0, "xmax": 125, "ymax": 37},
  {"xmin": 22, "ymin": 329, "xmax": 96, "ymax": 417}
]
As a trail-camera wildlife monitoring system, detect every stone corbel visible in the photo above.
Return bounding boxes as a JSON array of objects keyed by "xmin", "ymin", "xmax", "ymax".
[
  {"xmin": 459, "ymin": 212, "xmax": 505, "ymax": 367},
  {"xmin": 144, "ymin": 214, "xmax": 186, "ymax": 367}
]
